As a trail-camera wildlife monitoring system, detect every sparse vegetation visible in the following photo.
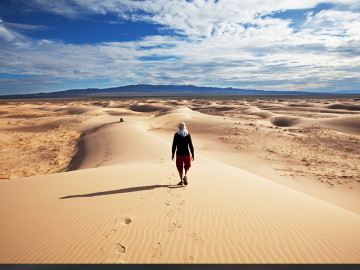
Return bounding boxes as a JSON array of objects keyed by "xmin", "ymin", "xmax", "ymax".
[
  {"xmin": 219, "ymin": 122, "xmax": 360, "ymax": 188},
  {"xmin": 0, "ymin": 126, "xmax": 82, "ymax": 179}
]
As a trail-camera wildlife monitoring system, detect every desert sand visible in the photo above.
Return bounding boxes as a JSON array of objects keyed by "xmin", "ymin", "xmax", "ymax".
[{"xmin": 1, "ymin": 97, "xmax": 360, "ymax": 263}]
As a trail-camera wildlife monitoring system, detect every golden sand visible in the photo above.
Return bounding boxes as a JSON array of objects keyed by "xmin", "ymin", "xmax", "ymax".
[{"xmin": 1, "ymin": 98, "xmax": 360, "ymax": 263}]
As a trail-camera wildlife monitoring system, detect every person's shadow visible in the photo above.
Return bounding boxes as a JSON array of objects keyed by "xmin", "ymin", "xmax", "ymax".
[{"xmin": 59, "ymin": 184, "xmax": 184, "ymax": 199}]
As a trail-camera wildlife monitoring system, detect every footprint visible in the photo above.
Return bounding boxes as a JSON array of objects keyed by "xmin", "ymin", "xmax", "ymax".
[
  {"xmin": 168, "ymin": 223, "xmax": 176, "ymax": 232},
  {"xmin": 176, "ymin": 207, "xmax": 186, "ymax": 213},
  {"xmin": 114, "ymin": 243, "xmax": 126, "ymax": 254},
  {"xmin": 166, "ymin": 209, "xmax": 173, "ymax": 217},
  {"xmin": 175, "ymin": 220, "xmax": 183, "ymax": 228},
  {"xmin": 100, "ymin": 242, "xmax": 113, "ymax": 253},
  {"xmin": 164, "ymin": 200, "xmax": 170, "ymax": 205},
  {"xmin": 152, "ymin": 251, "xmax": 162, "ymax": 259},
  {"xmin": 152, "ymin": 242, "xmax": 162, "ymax": 259},
  {"xmin": 184, "ymin": 255, "xmax": 194, "ymax": 264},
  {"xmin": 138, "ymin": 202, "xmax": 145, "ymax": 208},
  {"xmin": 168, "ymin": 220, "xmax": 183, "ymax": 232},
  {"xmin": 149, "ymin": 191, "xmax": 154, "ymax": 196},
  {"xmin": 190, "ymin": 233, "xmax": 205, "ymax": 245},
  {"xmin": 177, "ymin": 201, "xmax": 186, "ymax": 213},
  {"xmin": 120, "ymin": 218, "xmax": 132, "ymax": 226},
  {"xmin": 102, "ymin": 229, "xmax": 116, "ymax": 239},
  {"xmin": 152, "ymin": 242, "xmax": 161, "ymax": 252}
]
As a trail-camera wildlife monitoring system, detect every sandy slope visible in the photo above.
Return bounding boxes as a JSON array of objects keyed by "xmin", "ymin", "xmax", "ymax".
[
  {"xmin": 142, "ymin": 107, "xmax": 360, "ymax": 215},
  {"xmin": 1, "ymin": 107, "xmax": 360, "ymax": 263},
  {"xmin": 69, "ymin": 115, "xmax": 167, "ymax": 171}
]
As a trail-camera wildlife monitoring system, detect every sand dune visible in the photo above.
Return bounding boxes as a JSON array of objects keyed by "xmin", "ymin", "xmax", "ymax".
[{"xmin": 1, "ymin": 98, "xmax": 360, "ymax": 263}]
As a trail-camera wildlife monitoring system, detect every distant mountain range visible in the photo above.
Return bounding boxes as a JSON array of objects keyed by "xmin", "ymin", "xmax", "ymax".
[{"xmin": 1, "ymin": 84, "xmax": 360, "ymax": 99}]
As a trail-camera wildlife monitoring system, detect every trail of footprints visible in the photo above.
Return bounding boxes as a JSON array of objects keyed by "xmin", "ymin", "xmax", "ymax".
[
  {"xmin": 163, "ymin": 189, "xmax": 205, "ymax": 264},
  {"xmin": 100, "ymin": 214, "xmax": 133, "ymax": 263},
  {"xmin": 165, "ymin": 199, "xmax": 186, "ymax": 218},
  {"xmin": 100, "ymin": 166, "xmax": 169, "ymax": 264},
  {"xmin": 99, "ymin": 162, "xmax": 204, "ymax": 263}
]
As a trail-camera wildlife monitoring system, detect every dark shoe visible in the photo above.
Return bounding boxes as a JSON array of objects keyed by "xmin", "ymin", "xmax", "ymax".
[
  {"xmin": 177, "ymin": 181, "xmax": 184, "ymax": 186},
  {"xmin": 183, "ymin": 176, "xmax": 188, "ymax": 185}
]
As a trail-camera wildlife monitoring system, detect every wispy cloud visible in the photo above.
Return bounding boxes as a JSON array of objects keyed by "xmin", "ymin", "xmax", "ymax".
[
  {"xmin": 0, "ymin": 19, "xmax": 24, "ymax": 41},
  {"xmin": 0, "ymin": 21, "xmax": 49, "ymax": 32}
]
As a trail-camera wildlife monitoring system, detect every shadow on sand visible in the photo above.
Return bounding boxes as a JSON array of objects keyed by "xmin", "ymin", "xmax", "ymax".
[{"xmin": 59, "ymin": 184, "xmax": 184, "ymax": 199}]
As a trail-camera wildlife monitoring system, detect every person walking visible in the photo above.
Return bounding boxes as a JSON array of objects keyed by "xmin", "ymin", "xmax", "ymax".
[{"xmin": 172, "ymin": 122, "xmax": 194, "ymax": 186}]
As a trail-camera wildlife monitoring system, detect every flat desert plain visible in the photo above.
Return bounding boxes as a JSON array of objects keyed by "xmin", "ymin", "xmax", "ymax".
[{"xmin": 1, "ymin": 97, "xmax": 360, "ymax": 263}]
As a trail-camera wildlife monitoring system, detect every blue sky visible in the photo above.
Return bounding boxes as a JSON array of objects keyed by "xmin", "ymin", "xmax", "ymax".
[{"xmin": 0, "ymin": 0, "xmax": 360, "ymax": 95}]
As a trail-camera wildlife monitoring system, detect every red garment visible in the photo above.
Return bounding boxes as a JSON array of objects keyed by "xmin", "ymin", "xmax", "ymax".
[{"xmin": 176, "ymin": 154, "xmax": 191, "ymax": 172}]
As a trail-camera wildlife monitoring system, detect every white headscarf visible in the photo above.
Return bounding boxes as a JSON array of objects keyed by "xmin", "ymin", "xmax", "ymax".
[
  {"xmin": 177, "ymin": 122, "xmax": 188, "ymax": 137},
  {"xmin": 178, "ymin": 128, "xmax": 188, "ymax": 137}
]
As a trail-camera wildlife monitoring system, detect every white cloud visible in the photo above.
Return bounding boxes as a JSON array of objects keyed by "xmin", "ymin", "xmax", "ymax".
[
  {"xmin": 23, "ymin": 0, "xmax": 359, "ymax": 36},
  {"xmin": 1, "ymin": 0, "xmax": 360, "ymax": 93}
]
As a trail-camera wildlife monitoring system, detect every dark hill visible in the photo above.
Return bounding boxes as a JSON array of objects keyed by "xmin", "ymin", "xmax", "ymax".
[{"xmin": 0, "ymin": 84, "xmax": 345, "ymax": 99}]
